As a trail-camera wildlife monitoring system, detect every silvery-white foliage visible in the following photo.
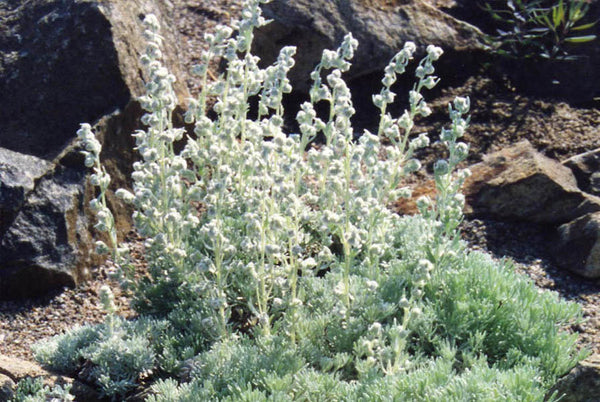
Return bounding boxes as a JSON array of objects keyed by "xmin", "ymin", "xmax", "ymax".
[{"xmin": 78, "ymin": 0, "xmax": 470, "ymax": 347}]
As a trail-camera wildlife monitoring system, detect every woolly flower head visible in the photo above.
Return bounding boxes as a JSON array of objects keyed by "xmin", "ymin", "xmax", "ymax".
[
  {"xmin": 403, "ymin": 41, "xmax": 417, "ymax": 56},
  {"xmin": 426, "ymin": 44, "xmax": 444, "ymax": 61},
  {"xmin": 453, "ymin": 96, "xmax": 470, "ymax": 114},
  {"xmin": 143, "ymin": 14, "xmax": 160, "ymax": 32},
  {"xmin": 99, "ymin": 285, "xmax": 116, "ymax": 314}
]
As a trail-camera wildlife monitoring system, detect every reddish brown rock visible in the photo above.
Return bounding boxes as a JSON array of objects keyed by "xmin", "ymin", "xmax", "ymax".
[
  {"xmin": 396, "ymin": 141, "xmax": 600, "ymax": 225},
  {"xmin": 464, "ymin": 140, "xmax": 600, "ymax": 224},
  {"xmin": 0, "ymin": 354, "xmax": 100, "ymax": 401},
  {"xmin": 0, "ymin": 355, "xmax": 51, "ymax": 380}
]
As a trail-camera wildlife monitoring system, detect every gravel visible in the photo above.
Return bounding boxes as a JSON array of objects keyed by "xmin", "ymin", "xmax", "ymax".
[{"xmin": 0, "ymin": 265, "xmax": 131, "ymax": 361}]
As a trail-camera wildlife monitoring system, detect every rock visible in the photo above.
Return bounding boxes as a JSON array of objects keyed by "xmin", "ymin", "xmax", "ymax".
[
  {"xmin": 0, "ymin": 373, "xmax": 15, "ymax": 402},
  {"xmin": 0, "ymin": 0, "xmax": 189, "ymax": 298},
  {"xmin": 0, "ymin": 144, "xmax": 96, "ymax": 299},
  {"xmin": 0, "ymin": 107, "xmax": 143, "ymax": 299},
  {"xmin": 0, "ymin": 355, "xmax": 50, "ymax": 380},
  {"xmin": 0, "ymin": 354, "xmax": 100, "ymax": 401},
  {"xmin": 253, "ymin": 0, "xmax": 485, "ymax": 93},
  {"xmin": 0, "ymin": 148, "xmax": 52, "ymax": 236},
  {"xmin": 563, "ymin": 148, "xmax": 600, "ymax": 197},
  {"xmin": 552, "ymin": 212, "xmax": 600, "ymax": 279},
  {"xmin": 0, "ymin": 0, "xmax": 188, "ymax": 159},
  {"xmin": 464, "ymin": 140, "xmax": 600, "ymax": 224},
  {"xmin": 549, "ymin": 353, "xmax": 600, "ymax": 401},
  {"xmin": 395, "ymin": 141, "xmax": 600, "ymax": 225}
]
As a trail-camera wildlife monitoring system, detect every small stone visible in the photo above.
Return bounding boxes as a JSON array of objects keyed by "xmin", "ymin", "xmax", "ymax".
[
  {"xmin": 553, "ymin": 212, "xmax": 600, "ymax": 279},
  {"xmin": 396, "ymin": 141, "xmax": 600, "ymax": 224},
  {"xmin": 0, "ymin": 373, "xmax": 15, "ymax": 402},
  {"xmin": 563, "ymin": 148, "xmax": 600, "ymax": 197}
]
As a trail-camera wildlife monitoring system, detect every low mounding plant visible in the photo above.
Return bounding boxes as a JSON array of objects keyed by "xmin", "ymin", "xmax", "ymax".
[
  {"xmin": 9, "ymin": 376, "xmax": 73, "ymax": 402},
  {"xmin": 33, "ymin": 0, "xmax": 586, "ymax": 400}
]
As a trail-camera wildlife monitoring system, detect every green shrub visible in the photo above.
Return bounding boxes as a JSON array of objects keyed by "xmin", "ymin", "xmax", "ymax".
[
  {"xmin": 33, "ymin": 316, "xmax": 164, "ymax": 399},
  {"xmin": 10, "ymin": 377, "xmax": 73, "ymax": 402},
  {"xmin": 481, "ymin": 0, "xmax": 597, "ymax": 60},
  {"xmin": 33, "ymin": 0, "xmax": 586, "ymax": 400}
]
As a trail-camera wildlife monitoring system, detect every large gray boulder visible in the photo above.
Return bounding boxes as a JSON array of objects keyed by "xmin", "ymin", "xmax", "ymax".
[
  {"xmin": 0, "ymin": 0, "xmax": 188, "ymax": 299},
  {"xmin": 0, "ymin": 0, "xmax": 188, "ymax": 159},
  {"xmin": 252, "ymin": 0, "xmax": 485, "ymax": 92},
  {"xmin": 0, "ymin": 144, "xmax": 95, "ymax": 299}
]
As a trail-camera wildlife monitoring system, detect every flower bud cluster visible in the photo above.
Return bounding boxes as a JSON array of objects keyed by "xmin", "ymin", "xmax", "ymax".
[
  {"xmin": 416, "ymin": 96, "xmax": 471, "ymax": 268},
  {"xmin": 76, "ymin": 123, "xmax": 122, "ymax": 275},
  {"xmin": 99, "ymin": 285, "xmax": 117, "ymax": 315}
]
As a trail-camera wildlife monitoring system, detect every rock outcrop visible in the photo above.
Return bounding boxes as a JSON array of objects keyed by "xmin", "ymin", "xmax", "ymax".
[
  {"xmin": 253, "ymin": 0, "xmax": 485, "ymax": 92},
  {"xmin": 0, "ymin": 0, "xmax": 188, "ymax": 159},
  {"xmin": 0, "ymin": 0, "xmax": 189, "ymax": 299}
]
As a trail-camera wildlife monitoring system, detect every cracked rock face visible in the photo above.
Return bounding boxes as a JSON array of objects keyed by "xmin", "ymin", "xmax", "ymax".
[
  {"xmin": 0, "ymin": 0, "xmax": 188, "ymax": 299},
  {"xmin": 0, "ymin": 0, "xmax": 129, "ymax": 160},
  {"xmin": 0, "ymin": 0, "xmax": 188, "ymax": 160}
]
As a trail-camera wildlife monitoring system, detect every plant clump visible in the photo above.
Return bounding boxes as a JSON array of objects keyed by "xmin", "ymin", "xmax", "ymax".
[
  {"xmin": 9, "ymin": 377, "xmax": 73, "ymax": 402},
  {"xmin": 481, "ymin": 0, "xmax": 597, "ymax": 60},
  {"xmin": 32, "ymin": 0, "xmax": 587, "ymax": 400}
]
